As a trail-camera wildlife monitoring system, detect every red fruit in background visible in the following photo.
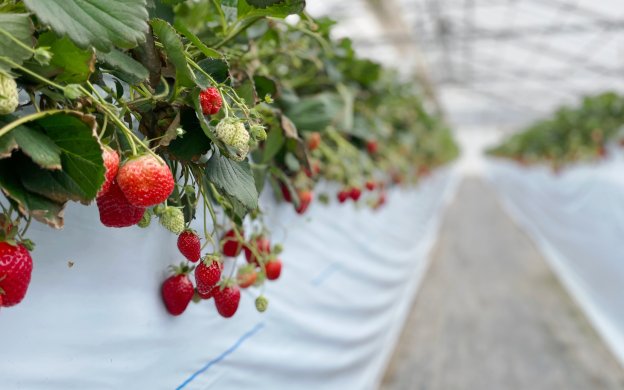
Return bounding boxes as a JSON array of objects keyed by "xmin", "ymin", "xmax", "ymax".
[
  {"xmin": 221, "ymin": 229, "xmax": 244, "ymax": 257},
  {"xmin": 99, "ymin": 147, "xmax": 119, "ymax": 195},
  {"xmin": 366, "ymin": 140, "xmax": 378, "ymax": 154},
  {"xmin": 296, "ymin": 190, "xmax": 313, "ymax": 214},
  {"xmin": 161, "ymin": 273, "xmax": 194, "ymax": 316},
  {"xmin": 598, "ymin": 145, "xmax": 607, "ymax": 158},
  {"xmin": 265, "ymin": 259, "xmax": 282, "ymax": 280},
  {"xmin": 177, "ymin": 230, "xmax": 201, "ymax": 263},
  {"xmin": 280, "ymin": 182, "xmax": 292, "ymax": 203},
  {"xmin": 307, "ymin": 132, "xmax": 321, "ymax": 151},
  {"xmin": 418, "ymin": 166, "xmax": 431, "ymax": 177},
  {"xmin": 244, "ymin": 236, "xmax": 271, "ymax": 265},
  {"xmin": 237, "ymin": 267, "xmax": 257, "ymax": 288},
  {"xmin": 199, "ymin": 87, "xmax": 223, "ymax": 115},
  {"xmin": 195, "ymin": 259, "xmax": 222, "ymax": 294},
  {"xmin": 349, "ymin": 187, "xmax": 362, "ymax": 201},
  {"xmin": 214, "ymin": 284, "xmax": 241, "ymax": 318},
  {"xmin": 97, "ymin": 181, "xmax": 146, "ymax": 227},
  {"xmin": 117, "ymin": 155, "xmax": 175, "ymax": 207},
  {"xmin": 337, "ymin": 189, "xmax": 349, "ymax": 203},
  {"xmin": 375, "ymin": 191, "xmax": 387, "ymax": 209},
  {"xmin": 365, "ymin": 180, "xmax": 376, "ymax": 191},
  {"xmin": 303, "ymin": 161, "xmax": 321, "ymax": 178},
  {"xmin": 0, "ymin": 242, "xmax": 33, "ymax": 307}
]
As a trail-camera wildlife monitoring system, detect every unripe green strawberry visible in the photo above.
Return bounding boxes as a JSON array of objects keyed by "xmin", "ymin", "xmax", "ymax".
[
  {"xmin": 159, "ymin": 206, "xmax": 185, "ymax": 234},
  {"xmin": 0, "ymin": 73, "xmax": 18, "ymax": 115},
  {"xmin": 215, "ymin": 118, "xmax": 250, "ymax": 160},
  {"xmin": 255, "ymin": 296, "xmax": 268, "ymax": 313},
  {"xmin": 249, "ymin": 124, "xmax": 267, "ymax": 141}
]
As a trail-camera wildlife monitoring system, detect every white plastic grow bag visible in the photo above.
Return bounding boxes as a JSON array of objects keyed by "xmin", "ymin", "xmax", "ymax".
[
  {"xmin": 1, "ymin": 167, "xmax": 458, "ymax": 389},
  {"xmin": 486, "ymin": 157, "xmax": 624, "ymax": 367}
]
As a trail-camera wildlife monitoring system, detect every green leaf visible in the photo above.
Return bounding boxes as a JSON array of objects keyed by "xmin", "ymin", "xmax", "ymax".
[
  {"xmin": 235, "ymin": 78, "xmax": 257, "ymax": 106},
  {"xmin": 194, "ymin": 58, "xmax": 230, "ymax": 88},
  {"xmin": 0, "ymin": 130, "xmax": 18, "ymax": 159},
  {"xmin": 97, "ymin": 48, "xmax": 149, "ymax": 84},
  {"xmin": 36, "ymin": 113, "xmax": 105, "ymax": 200},
  {"xmin": 0, "ymin": 14, "xmax": 34, "ymax": 72},
  {"xmin": 151, "ymin": 19, "xmax": 195, "ymax": 87},
  {"xmin": 175, "ymin": 23, "xmax": 222, "ymax": 59},
  {"xmin": 20, "ymin": 156, "xmax": 88, "ymax": 203},
  {"xmin": 0, "ymin": 115, "xmax": 62, "ymax": 169},
  {"xmin": 0, "ymin": 158, "xmax": 65, "ymax": 228},
  {"xmin": 245, "ymin": 0, "xmax": 286, "ymax": 7},
  {"xmin": 284, "ymin": 93, "xmax": 344, "ymax": 131},
  {"xmin": 237, "ymin": 0, "xmax": 305, "ymax": 19},
  {"xmin": 32, "ymin": 32, "xmax": 95, "ymax": 83},
  {"xmin": 254, "ymin": 75, "xmax": 277, "ymax": 100},
  {"xmin": 167, "ymin": 109, "xmax": 211, "ymax": 160},
  {"xmin": 205, "ymin": 151, "xmax": 258, "ymax": 211},
  {"xmin": 12, "ymin": 126, "xmax": 62, "ymax": 170},
  {"xmin": 23, "ymin": 0, "xmax": 149, "ymax": 52},
  {"xmin": 262, "ymin": 125, "xmax": 285, "ymax": 163}
]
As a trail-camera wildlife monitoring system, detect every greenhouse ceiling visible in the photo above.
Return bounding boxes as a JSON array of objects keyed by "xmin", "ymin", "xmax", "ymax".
[{"xmin": 308, "ymin": 0, "xmax": 624, "ymax": 131}]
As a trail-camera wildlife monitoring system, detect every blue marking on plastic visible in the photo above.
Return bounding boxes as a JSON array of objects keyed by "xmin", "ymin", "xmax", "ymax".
[
  {"xmin": 311, "ymin": 263, "xmax": 341, "ymax": 286},
  {"xmin": 176, "ymin": 322, "xmax": 265, "ymax": 389}
]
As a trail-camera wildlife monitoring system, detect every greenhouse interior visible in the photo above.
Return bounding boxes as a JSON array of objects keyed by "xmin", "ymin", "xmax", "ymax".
[{"xmin": 1, "ymin": 0, "xmax": 624, "ymax": 389}]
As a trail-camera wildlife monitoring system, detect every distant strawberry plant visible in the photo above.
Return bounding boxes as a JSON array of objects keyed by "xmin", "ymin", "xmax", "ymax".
[
  {"xmin": 0, "ymin": 0, "xmax": 458, "ymax": 315},
  {"xmin": 488, "ymin": 92, "xmax": 624, "ymax": 171}
]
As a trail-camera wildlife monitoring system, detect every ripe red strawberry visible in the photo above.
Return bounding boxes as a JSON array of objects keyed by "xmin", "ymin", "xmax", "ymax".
[
  {"xmin": 244, "ymin": 236, "xmax": 271, "ymax": 265},
  {"xmin": 0, "ymin": 242, "xmax": 33, "ymax": 307},
  {"xmin": 195, "ymin": 258, "xmax": 222, "ymax": 294},
  {"xmin": 199, "ymin": 87, "xmax": 222, "ymax": 116},
  {"xmin": 117, "ymin": 155, "xmax": 175, "ymax": 207},
  {"xmin": 307, "ymin": 132, "xmax": 321, "ymax": 151},
  {"xmin": 280, "ymin": 182, "xmax": 292, "ymax": 203},
  {"xmin": 99, "ymin": 146, "xmax": 119, "ymax": 195},
  {"xmin": 296, "ymin": 190, "xmax": 313, "ymax": 214},
  {"xmin": 265, "ymin": 259, "xmax": 282, "ymax": 280},
  {"xmin": 213, "ymin": 282, "xmax": 241, "ymax": 318},
  {"xmin": 161, "ymin": 270, "xmax": 194, "ymax": 316},
  {"xmin": 304, "ymin": 161, "xmax": 321, "ymax": 178},
  {"xmin": 350, "ymin": 187, "xmax": 362, "ymax": 201},
  {"xmin": 177, "ymin": 230, "xmax": 201, "ymax": 262},
  {"xmin": 237, "ymin": 266, "xmax": 257, "ymax": 288},
  {"xmin": 221, "ymin": 229, "xmax": 244, "ymax": 257},
  {"xmin": 365, "ymin": 180, "xmax": 376, "ymax": 191},
  {"xmin": 337, "ymin": 189, "xmax": 349, "ymax": 203},
  {"xmin": 375, "ymin": 191, "xmax": 387, "ymax": 209},
  {"xmin": 196, "ymin": 286, "xmax": 215, "ymax": 300},
  {"xmin": 366, "ymin": 140, "xmax": 378, "ymax": 154},
  {"xmin": 96, "ymin": 181, "xmax": 146, "ymax": 227}
]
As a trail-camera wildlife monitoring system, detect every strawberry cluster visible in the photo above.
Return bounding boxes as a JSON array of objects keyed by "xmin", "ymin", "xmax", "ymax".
[
  {"xmin": 96, "ymin": 149, "xmax": 175, "ymax": 228},
  {"xmin": 161, "ymin": 229, "xmax": 282, "ymax": 318}
]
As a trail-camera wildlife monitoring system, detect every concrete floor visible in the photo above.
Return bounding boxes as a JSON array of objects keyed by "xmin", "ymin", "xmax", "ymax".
[{"xmin": 381, "ymin": 178, "xmax": 624, "ymax": 390}]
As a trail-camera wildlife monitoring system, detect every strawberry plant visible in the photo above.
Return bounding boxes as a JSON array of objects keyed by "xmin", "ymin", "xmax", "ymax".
[
  {"xmin": 0, "ymin": 0, "xmax": 457, "ymax": 315},
  {"xmin": 488, "ymin": 92, "xmax": 624, "ymax": 171}
]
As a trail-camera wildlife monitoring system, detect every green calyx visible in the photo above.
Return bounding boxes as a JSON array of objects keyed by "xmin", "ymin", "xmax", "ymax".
[{"xmin": 137, "ymin": 211, "xmax": 151, "ymax": 228}]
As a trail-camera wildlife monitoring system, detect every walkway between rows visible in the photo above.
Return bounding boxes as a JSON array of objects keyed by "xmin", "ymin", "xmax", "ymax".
[{"xmin": 381, "ymin": 178, "xmax": 624, "ymax": 390}]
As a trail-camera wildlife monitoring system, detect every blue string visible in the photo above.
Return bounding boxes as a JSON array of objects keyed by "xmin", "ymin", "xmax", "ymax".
[{"xmin": 176, "ymin": 322, "xmax": 265, "ymax": 389}]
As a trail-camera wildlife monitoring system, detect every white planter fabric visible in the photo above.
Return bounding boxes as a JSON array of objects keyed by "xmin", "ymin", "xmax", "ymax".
[
  {"xmin": 486, "ymin": 157, "xmax": 624, "ymax": 367},
  {"xmin": 1, "ymin": 167, "xmax": 458, "ymax": 389}
]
